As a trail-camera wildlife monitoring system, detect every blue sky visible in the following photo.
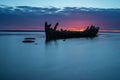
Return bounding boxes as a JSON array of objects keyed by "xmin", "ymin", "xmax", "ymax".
[{"xmin": 0, "ymin": 0, "xmax": 120, "ymax": 8}]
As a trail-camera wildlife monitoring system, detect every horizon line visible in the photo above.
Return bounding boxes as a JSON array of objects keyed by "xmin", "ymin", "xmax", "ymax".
[{"xmin": 0, "ymin": 29, "xmax": 120, "ymax": 32}]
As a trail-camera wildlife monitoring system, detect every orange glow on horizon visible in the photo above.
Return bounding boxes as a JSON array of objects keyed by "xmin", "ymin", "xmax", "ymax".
[
  {"xmin": 59, "ymin": 26, "xmax": 86, "ymax": 32},
  {"xmin": 69, "ymin": 28, "xmax": 85, "ymax": 32}
]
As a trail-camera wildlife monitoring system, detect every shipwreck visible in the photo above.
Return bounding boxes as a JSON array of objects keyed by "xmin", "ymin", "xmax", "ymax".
[{"xmin": 45, "ymin": 22, "xmax": 99, "ymax": 40}]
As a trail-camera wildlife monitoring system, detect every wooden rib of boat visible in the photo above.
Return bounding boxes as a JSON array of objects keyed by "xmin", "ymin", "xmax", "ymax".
[{"xmin": 45, "ymin": 22, "xmax": 99, "ymax": 40}]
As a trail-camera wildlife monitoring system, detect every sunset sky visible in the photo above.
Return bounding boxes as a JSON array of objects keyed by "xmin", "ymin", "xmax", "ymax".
[{"xmin": 0, "ymin": 0, "xmax": 120, "ymax": 31}]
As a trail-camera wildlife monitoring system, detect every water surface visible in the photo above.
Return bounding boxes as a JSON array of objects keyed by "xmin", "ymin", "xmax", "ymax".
[{"xmin": 0, "ymin": 32, "xmax": 120, "ymax": 80}]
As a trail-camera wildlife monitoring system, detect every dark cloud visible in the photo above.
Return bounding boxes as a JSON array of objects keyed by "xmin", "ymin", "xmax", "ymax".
[{"xmin": 0, "ymin": 6, "xmax": 120, "ymax": 30}]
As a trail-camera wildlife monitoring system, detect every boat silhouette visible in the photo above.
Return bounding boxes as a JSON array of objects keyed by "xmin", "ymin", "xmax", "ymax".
[{"xmin": 45, "ymin": 22, "xmax": 99, "ymax": 41}]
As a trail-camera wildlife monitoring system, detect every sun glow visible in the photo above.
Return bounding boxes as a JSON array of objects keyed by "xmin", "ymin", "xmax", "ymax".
[{"xmin": 63, "ymin": 27, "xmax": 85, "ymax": 32}]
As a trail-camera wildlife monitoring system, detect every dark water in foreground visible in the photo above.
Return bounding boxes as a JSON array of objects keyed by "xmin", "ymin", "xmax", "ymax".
[{"xmin": 0, "ymin": 32, "xmax": 120, "ymax": 80}]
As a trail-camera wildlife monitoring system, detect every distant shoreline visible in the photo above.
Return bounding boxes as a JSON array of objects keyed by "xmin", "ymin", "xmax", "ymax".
[{"xmin": 0, "ymin": 30, "xmax": 120, "ymax": 33}]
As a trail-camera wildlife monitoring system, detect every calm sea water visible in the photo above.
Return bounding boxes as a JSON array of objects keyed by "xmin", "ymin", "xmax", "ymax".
[{"xmin": 0, "ymin": 32, "xmax": 120, "ymax": 80}]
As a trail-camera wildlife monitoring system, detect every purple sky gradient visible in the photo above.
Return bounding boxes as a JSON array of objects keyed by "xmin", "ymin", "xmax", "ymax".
[{"xmin": 0, "ymin": 6, "xmax": 120, "ymax": 30}]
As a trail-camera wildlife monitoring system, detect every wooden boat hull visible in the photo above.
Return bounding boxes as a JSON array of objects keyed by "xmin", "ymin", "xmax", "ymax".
[{"xmin": 45, "ymin": 22, "xmax": 99, "ymax": 40}]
